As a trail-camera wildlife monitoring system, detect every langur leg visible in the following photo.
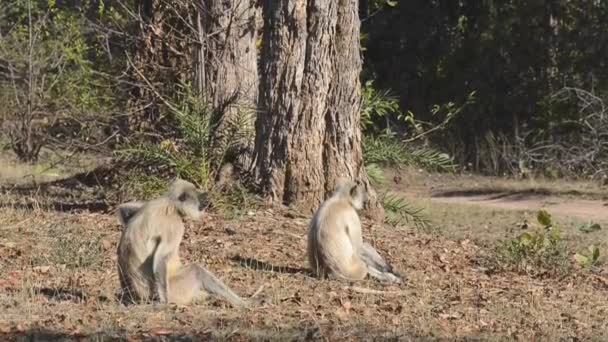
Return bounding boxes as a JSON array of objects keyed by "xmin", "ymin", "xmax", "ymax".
[
  {"xmin": 194, "ymin": 265, "xmax": 248, "ymax": 307},
  {"xmin": 166, "ymin": 264, "xmax": 204, "ymax": 305},
  {"xmin": 328, "ymin": 255, "xmax": 367, "ymax": 282},
  {"xmin": 360, "ymin": 243, "xmax": 392, "ymax": 272},
  {"xmin": 360, "ymin": 243, "xmax": 404, "ymax": 284},
  {"xmin": 365, "ymin": 265, "xmax": 403, "ymax": 284}
]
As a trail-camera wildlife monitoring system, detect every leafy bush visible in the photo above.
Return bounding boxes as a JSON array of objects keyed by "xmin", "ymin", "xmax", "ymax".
[
  {"xmin": 361, "ymin": 80, "xmax": 454, "ymax": 231},
  {"xmin": 578, "ymin": 222, "xmax": 602, "ymax": 234},
  {"xmin": 365, "ymin": 163, "xmax": 386, "ymax": 186},
  {"xmin": 381, "ymin": 192, "xmax": 435, "ymax": 233},
  {"xmin": 363, "ymin": 135, "xmax": 455, "ymax": 172},
  {"xmin": 361, "ymin": 80, "xmax": 405, "ymax": 133},
  {"xmin": 0, "ymin": 1, "xmax": 112, "ymax": 161},
  {"xmin": 496, "ymin": 210, "xmax": 570, "ymax": 276},
  {"xmin": 116, "ymin": 85, "xmax": 214, "ymax": 187},
  {"xmin": 360, "ymin": 80, "xmax": 456, "ymax": 173},
  {"xmin": 574, "ymin": 245, "xmax": 601, "ymax": 269},
  {"xmin": 115, "ymin": 84, "xmax": 257, "ymax": 217},
  {"xmin": 365, "ymin": 164, "xmax": 435, "ymax": 232}
]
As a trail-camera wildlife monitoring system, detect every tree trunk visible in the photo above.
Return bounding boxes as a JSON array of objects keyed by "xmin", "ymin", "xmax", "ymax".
[
  {"xmin": 196, "ymin": 0, "xmax": 261, "ymax": 171},
  {"xmin": 253, "ymin": 0, "xmax": 384, "ymax": 220}
]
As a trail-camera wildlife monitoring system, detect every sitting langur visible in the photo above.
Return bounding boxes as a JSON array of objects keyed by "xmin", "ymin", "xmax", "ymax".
[
  {"xmin": 307, "ymin": 179, "xmax": 403, "ymax": 283},
  {"xmin": 116, "ymin": 179, "xmax": 248, "ymax": 307}
]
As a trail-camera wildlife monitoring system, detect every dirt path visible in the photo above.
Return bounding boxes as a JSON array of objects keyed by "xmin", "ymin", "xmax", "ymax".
[{"xmin": 430, "ymin": 190, "xmax": 608, "ymax": 224}]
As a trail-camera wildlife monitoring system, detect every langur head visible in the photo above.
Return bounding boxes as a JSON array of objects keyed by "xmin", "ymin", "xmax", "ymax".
[
  {"xmin": 334, "ymin": 177, "xmax": 367, "ymax": 210},
  {"xmin": 168, "ymin": 179, "xmax": 210, "ymax": 220}
]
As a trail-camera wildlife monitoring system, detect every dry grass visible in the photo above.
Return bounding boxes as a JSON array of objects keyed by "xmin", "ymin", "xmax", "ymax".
[
  {"xmin": 408, "ymin": 198, "xmax": 608, "ymax": 255},
  {"xmin": 1, "ymin": 200, "xmax": 608, "ymax": 341},
  {"xmin": 0, "ymin": 149, "xmax": 107, "ymax": 186},
  {"xmin": 1, "ymin": 160, "xmax": 608, "ymax": 340}
]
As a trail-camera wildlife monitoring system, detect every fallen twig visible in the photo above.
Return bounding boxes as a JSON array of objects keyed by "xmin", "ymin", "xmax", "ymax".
[
  {"xmin": 343, "ymin": 285, "xmax": 409, "ymax": 296},
  {"xmin": 250, "ymin": 284, "xmax": 264, "ymax": 299}
]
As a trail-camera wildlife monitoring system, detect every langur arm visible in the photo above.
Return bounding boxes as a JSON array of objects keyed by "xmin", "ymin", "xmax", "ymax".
[{"xmin": 152, "ymin": 240, "xmax": 171, "ymax": 303}]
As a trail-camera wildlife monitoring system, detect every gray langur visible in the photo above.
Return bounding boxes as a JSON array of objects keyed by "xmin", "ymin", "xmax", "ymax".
[
  {"xmin": 116, "ymin": 179, "xmax": 248, "ymax": 307},
  {"xmin": 307, "ymin": 178, "xmax": 403, "ymax": 284}
]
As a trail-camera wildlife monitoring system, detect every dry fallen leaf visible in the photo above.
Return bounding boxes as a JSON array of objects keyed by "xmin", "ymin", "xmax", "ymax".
[
  {"xmin": 341, "ymin": 300, "xmax": 352, "ymax": 312},
  {"xmin": 100, "ymin": 238, "xmax": 113, "ymax": 251},
  {"xmin": 335, "ymin": 308, "xmax": 349, "ymax": 321}
]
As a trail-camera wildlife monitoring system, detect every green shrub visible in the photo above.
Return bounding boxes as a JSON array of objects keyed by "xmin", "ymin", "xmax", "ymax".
[
  {"xmin": 360, "ymin": 80, "xmax": 456, "ymax": 173},
  {"xmin": 496, "ymin": 210, "xmax": 570, "ymax": 276},
  {"xmin": 363, "ymin": 135, "xmax": 455, "ymax": 172},
  {"xmin": 574, "ymin": 245, "xmax": 601, "ymax": 269},
  {"xmin": 115, "ymin": 84, "xmax": 215, "ymax": 188},
  {"xmin": 381, "ymin": 191, "xmax": 435, "ymax": 233},
  {"xmin": 115, "ymin": 84, "xmax": 256, "ymax": 217}
]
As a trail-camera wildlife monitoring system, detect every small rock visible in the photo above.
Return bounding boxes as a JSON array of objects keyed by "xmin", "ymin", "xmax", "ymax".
[{"xmin": 225, "ymin": 227, "xmax": 237, "ymax": 235}]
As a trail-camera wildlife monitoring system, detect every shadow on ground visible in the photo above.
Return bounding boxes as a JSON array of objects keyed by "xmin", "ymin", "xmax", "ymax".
[
  {"xmin": 0, "ymin": 165, "xmax": 120, "ymax": 213},
  {"xmin": 4, "ymin": 286, "xmax": 110, "ymax": 304},
  {"xmin": 231, "ymin": 255, "xmax": 312, "ymax": 276},
  {"xmin": 0, "ymin": 327, "xmax": 495, "ymax": 341},
  {"xmin": 433, "ymin": 187, "xmax": 557, "ymax": 199}
]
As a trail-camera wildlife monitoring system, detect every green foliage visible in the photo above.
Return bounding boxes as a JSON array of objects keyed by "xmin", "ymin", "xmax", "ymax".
[
  {"xmin": 360, "ymin": 80, "xmax": 456, "ymax": 173},
  {"xmin": 115, "ymin": 84, "xmax": 257, "ymax": 218},
  {"xmin": 381, "ymin": 192, "xmax": 434, "ymax": 233},
  {"xmin": 368, "ymin": 0, "xmax": 398, "ymax": 12},
  {"xmin": 210, "ymin": 182, "xmax": 258, "ymax": 220},
  {"xmin": 364, "ymin": 161, "xmax": 434, "ymax": 232},
  {"xmin": 0, "ymin": 1, "xmax": 111, "ymax": 111},
  {"xmin": 116, "ymin": 86, "xmax": 214, "ymax": 189},
  {"xmin": 363, "ymin": 135, "xmax": 455, "ymax": 172},
  {"xmin": 361, "ymin": 80, "xmax": 422, "ymax": 135},
  {"xmin": 536, "ymin": 209, "xmax": 552, "ymax": 227},
  {"xmin": 574, "ymin": 245, "xmax": 601, "ymax": 269},
  {"xmin": 123, "ymin": 175, "xmax": 168, "ymax": 200},
  {"xmin": 497, "ymin": 210, "xmax": 570, "ymax": 276},
  {"xmin": 361, "ymin": 80, "xmax": 404, "ymax": 133},
  {"xmin": 0, "ymin": 1, "xmax": 114, "ymax": 160},
  {"xmin": 365, "ymin": 163, "xmax": 385, "ymax": 186},
  {"xmin": 363, "ymin": 0, "xmax": 608, "ymax": 174},
  {"xmin": 578, "ymin": 222, "xmax": 602, "ymax": 234}
]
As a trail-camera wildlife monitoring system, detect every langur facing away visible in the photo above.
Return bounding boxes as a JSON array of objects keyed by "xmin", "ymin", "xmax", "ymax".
[{"xmin": 307, "ymin": 178, "xmax": 403, "ymax": 284}]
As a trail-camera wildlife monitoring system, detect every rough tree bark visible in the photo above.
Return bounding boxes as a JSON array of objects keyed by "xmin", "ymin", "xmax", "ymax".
[
  {"xmin": 253, "ymin": 0, "xmax": 384, "ymax": 220},
  {"xmin": 195, "ymin": 0, "xmax": 261, "ymax": 170}
]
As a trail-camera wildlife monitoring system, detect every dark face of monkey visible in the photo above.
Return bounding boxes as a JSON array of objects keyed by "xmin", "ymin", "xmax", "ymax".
[
  {"xmin": 177, "ymin": 190, "xmax": 209, "ymax": 209},
  {"xmin": 171, "ymin": 179, "xmax": 208, "ymax": 220}
]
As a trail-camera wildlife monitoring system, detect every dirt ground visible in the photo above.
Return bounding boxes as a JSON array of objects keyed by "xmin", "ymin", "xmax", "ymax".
[
  {"xmin": 1, "ymin": 164, "xmax": 608, "ymax": 341},
  {"xmin": 391, "ymin": 169, "xmax": 608, "ymax": 224}
]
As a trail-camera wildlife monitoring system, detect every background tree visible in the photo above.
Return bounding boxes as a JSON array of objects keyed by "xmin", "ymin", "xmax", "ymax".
[
  {"xmin": 196, "ymin": 0, "xmax": 261, "ymax": 169},
  {"xmin": 253, "ymin": 0, "xmax": 384, "ymax": 219},
  {"xmin": 113, "ymin": 0, "xmax": 260, "ymax": 175}
]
